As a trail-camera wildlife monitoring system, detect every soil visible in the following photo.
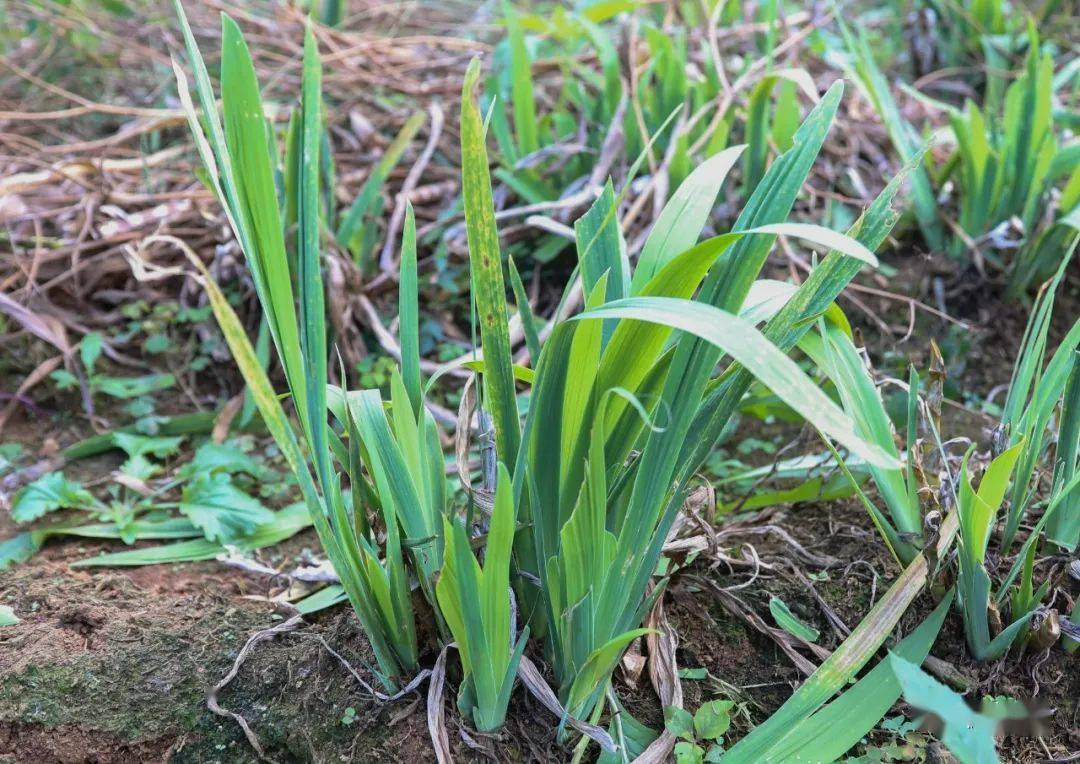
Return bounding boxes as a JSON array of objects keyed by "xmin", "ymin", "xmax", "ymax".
[
  {"xmin": 3, "ymin": 253, "xmax": 1080, "ymax": 763},
  {"xmin": 2, "ymin": 407, "xmax": 1078, "ymax": 764}
]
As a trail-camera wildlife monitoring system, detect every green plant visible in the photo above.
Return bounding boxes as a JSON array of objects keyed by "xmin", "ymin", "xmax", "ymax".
[
  {"xmin": 997, "ymin": 256, "xmax": 1080, "ymax": 551},
  {"xmin": 1065, "ymin": 596, "xmax": 1079, "ymax": 654},
  {"xmin": 1047, "ymin": 352, "xmax": 1080, "ymax": 549},
  {"xmin": 174, "ymin": 4, "xmax": 422, "ymax": 687},
  {"xmin": 712, "ymin": 449, "xmax": 867, "ymax": 514},
  {"xmin": 436, "ymin": 463, "xmax": 528, "ymax": 732},
  {"xmin": 484, "ymin": 1, "xmax": 815, "ymax": 267},
  {"xmin": 842, "ymin": 20, "xmax": 1079, "ymax": 293},
  {"xmin": 951, "ymin": 310, "xmax": 1078, "ymax": 658},
  {"xmin": 769, "ymin": 595, "xmax": 820, "ymax": 643},
  {"xmin": 911, "ymin": 0, "xmax": 1016, "ymax": 104},
  {"xmin": 316, "ymin": 0, "xmax": 345, "ymax": 27},
  {"xmin": 850, "ymin": 713, "xmax": 931, "ymax": 763},
  {"xmin": 800, "ymin": 322, "xmax": 925, "ymax": 564},
  {"xmin": 839, "ymin": 21, "xmax": 945, "ymax": 253},
  {"xmin": 173, "ymin": 7, "xmax": 988, "ymax": 751},
  {"xmin": 742, "ymin": 67, "xmax": 815, "ymax": 197},
  {"xmin": 51, "ymin": 331, "xmax": 175, "ymax": 403},
  {"xmin": 944, "ymin": 24, "xmax": 1076, "ymax": 295},
  {"xmin": 332, "ymin": 112, "xmax": 425, "ymax": 271},
  {"xmin": 664, "ymin": 698, "xmax": 734, "ymax": 763},
  {"xmin": 2, "ymin": 435, "xmax": 303, "ymax": 570},
  {"xmin": 955, "ymin": 442, "xmax": 1035, "ymax": 660},
  {"xmin": 499, "ymin": 79, "xmax": 906, "ymax": 722},
  {"xmin": 720, "ymin": 590, "xmax": 955, "ymax": 762},
  {"xmin": 888, "ymin": 653, "xmax": 1000, "ymax": 764}
]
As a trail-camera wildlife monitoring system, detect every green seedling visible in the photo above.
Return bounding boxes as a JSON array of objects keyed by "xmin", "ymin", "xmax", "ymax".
[
  {"xmin": 3, "ymin": 436, "xmax": 295, "ymax": 570},
  {"xmin": 665, "ymin": 699, "xmax": 735, "ymax": 763},
  {"xmin": 51, "ymin": 332, "xmax": 175, "ymax": 403}
]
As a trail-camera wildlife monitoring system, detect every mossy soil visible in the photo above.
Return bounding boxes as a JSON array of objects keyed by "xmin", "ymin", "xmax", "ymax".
[{"xmin": 2, "ymin": 472, "xmax": 1077, "ymax": 762}]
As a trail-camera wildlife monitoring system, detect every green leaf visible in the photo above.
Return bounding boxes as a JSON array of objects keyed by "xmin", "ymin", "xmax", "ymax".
[
  {"xmin": 575, "ymin": 180, "xmax": 630, "ymax": 345},
  {"xmin": 1047, "ymin": 348, "xmax": 1080, "ymax": 550},
  {"xmin": 294, "ymin": 584, "xmax": 348, "ymax": 614},
  {"xmin": 0, "ymin": 604, "xmax": 18, "ymax": 626},
  {"xmin": 800, "ymin": 321, "xmax": 920, "ymax": 559},
  {"xmin": 602, "ymin": 87, "xmax": 849, "ymax": 636},
  {"xmin": 567, "ymin": 628, "xmax": 654, "ymax": 717},
  {"xmin": 50, "ymin": 369, "xmax": 78, "ymax": 390},
  {"xmin": 143, "ymin": 333, "xmax": 171, "ymax": 354},
  {"xmin": 80, "ymin": 332, "xmax": 103, "ymax": 372},
  {"xmin": 507, "ymin": 256, "xmax": 541, "ymax": 363},
  {"xmin": 112, "ymin": 433, "xmax": 184, "ymax": 480},
  {"xmin": 720, "ymin": 566, "xmax": 955, "ymax": 762},
  {"xmin": 218, "ymin": 14, "xmax": 306, "ymax": 410},
  {"xmin": 336, "ymin": 112, "xmax": 426, "ymax": 254},
  {"xmin": 294, "ymin": 23, "xmax": 336, "ymax": 514},
  {"xmin": 694, "ymin": 699, "xmax": 733, "ymax": 741},
  {"xmin": 674, "ymin": 741, "xmax": 705, "ymax": 764},
  {"xmin": 114, "ymin": 430, "xmax": 177, "ymax": 458},
  {"xmin": 11, "ymin": 472, "xmax": 97, "ymax": 524},
  {"xmin": 980, "ymin": 695, "xmax": 1027, "ymax": 721},
  {"xmin": 575, "ymin": 297, "xmax": 898, "ymax": 468},
  {"xmin": 888, "ymin": 653, "xmax": 1000, "ymax": 764},
  {"xmin": 399, "ymin": 202, "xmax": 422, "ymax": 417},
  {"xmin": 460, "ymin": 58, "xmax": 520, "ymax": 470},
  {"xmin": 769, "ymin": 596, "xmax": 819, "ymax": 643},
  {"xmin": 839, "ymin": 23, "xmax": 944, "ymax": 252},
  {"xmin": 73, "ymin": 503, "xmax": 310, "ymax": 567},
  {"xmin": 504, "ymin": 0, "xmax": 538, "ymax": 157},
  {"xmin": 631, "ymin": 145, "xmax": 745, "ymax": 293},
  {"xmin": 435, "ymin": 462, "xmax": 523, "ymax": 732},
  {"xmin": 179, "ymin": 472, "xmax": 275, "ymax": 544},
  {"xmin": 180, "ymin": 441, "xmax": 266, "ymax": 478},
  {"xmin": 665, "ymin": 706, "xmax": 695, "ymax": 741},
  {"xmin": 0, "ymin": 531, "xmax": 44, "ymax": 570},
  {"xmin": 744, "ymin": 71, "xmax": 815, "ymax": 192},
  {"xmin": 93, "ymin": 373, "xmax": 176, "ymax": 399},
  {"xmin": 174, "ymin": 6, "xmax": 423, "ymax": 686},
  {"xmin": 759, "ymin": 593, "xmax": 952, "ymax": 762},
  {"xmin": 598, "ymin": 698, "xmax": 658, "ymax": 764}
]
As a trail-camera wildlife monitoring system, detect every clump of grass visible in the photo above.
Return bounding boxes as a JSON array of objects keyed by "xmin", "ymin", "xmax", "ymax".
[
  {"xmin": 175, "ymin": 4, "xmax": 421, "ymax": 684},
  {"xmin": 945, "ymin": 24, "xmax": 1076, "ymax": 296},
  {"xmin": 842, "ymin": 20, "xmax": 1078, "ymax": 294},
  {"xmin": 997, "ymin": 255, "xmax": 1080, "ymax": 551},
  {"xmin": 955, "ymin": 441, "xmax": 1030, "ymax": 661},
  {"xmin": 485, "ymin": 1, "xmax": 816, "ymax": 266},
  {"xmin": 170, "ymin": 6, "xmax": 1018, "ymax": 758}
]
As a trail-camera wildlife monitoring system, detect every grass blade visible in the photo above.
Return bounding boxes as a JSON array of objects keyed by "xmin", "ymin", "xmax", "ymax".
[
  {"xmin": 576, "ymin": 297, "xmax": 898, "ymax": 468},
  {"xmin": 461, "ymin": 57, "xmax": 521, "ymax": 469},
  {"xmin": 399, "ymin": 202, "xmax": 422, "ymax": 416}
]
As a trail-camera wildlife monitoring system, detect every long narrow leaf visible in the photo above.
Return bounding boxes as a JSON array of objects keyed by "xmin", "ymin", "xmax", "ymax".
[{"xmin": 461, "ymin": 58, "xmax": 521, "ymax": 468}]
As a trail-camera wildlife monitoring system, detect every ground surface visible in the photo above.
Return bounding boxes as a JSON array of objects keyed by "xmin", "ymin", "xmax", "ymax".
[{"xmin": 1, "ymin": 396, "xmax": 1078, "ymax": 762}]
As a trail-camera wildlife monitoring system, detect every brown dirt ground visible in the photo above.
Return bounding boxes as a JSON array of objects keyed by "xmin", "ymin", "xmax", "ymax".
[
  {"xmin": 3, "ymin": 498, "xmax": 1078, "ymax": 762},
  {"xmin": 2, "ymin": 403, "xmax": 1078, "ymax": 763}
]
